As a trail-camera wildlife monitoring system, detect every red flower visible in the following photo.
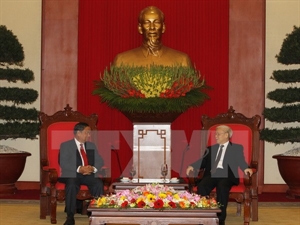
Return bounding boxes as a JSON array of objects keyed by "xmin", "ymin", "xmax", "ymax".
[
  {"xmin": 128, "ymin": 90, "xmax": 135, "ymax": 97},
  {"xmin": 121, "ymin": 201, "xmax": 128, "ymax": 208},
  {"xmin": 130, "ymin": 198, "xmax": 136, "ymax": 204},
  {"xmin": 172, "ymin": 82, "xmax": 178, "ymax": 88},
  {"xmin": 190, "ymin": 202, "xmax": 196, "ymax": 208},
  {"xmin": 137, "ymin": 201, "xmax": 146, "ymax": 208},
  {"xmin": 154, "ymin": 199, "xmax": 164, "ymax": 209},
  {"xmin": 168, "ymin": 201, "xmax": 176, "ymax": 208}
]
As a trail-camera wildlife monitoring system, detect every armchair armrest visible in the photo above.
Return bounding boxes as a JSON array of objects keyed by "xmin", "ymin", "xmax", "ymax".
[
  {"xmin": 243, "ymin": 161, "xmax": 258, "ymax": 187},
  {"xmin": 41, "ymin": 158, "xmax": 48, "ymax": 167},
  {"xmin": 40, "ymin": 166, "xmax": 58, "ymax": 197},
  {"xmin": 98, "ymin": 166, "xmax": 112, "ymax": 194},
  {"xmin": 188, "ymin": 170, "xmax": 196, "ymax": 185},
  {"xmin": 187, "ymin": 168, "xmax": 205, "ymax": 178},
  {"xmin": 98, "ymin": 166, "xmax": 110, "ymax": 178},
  {"xmin": 187, "ymin": 168, "xmax": 205, "ymax": 192},
  {"xmin": 250, "ymin": 161, "xmax": 258, "ymax": 174},
  {"xmin": 41, "ymin": 166, "xmax": 58, "ymax": 185}
]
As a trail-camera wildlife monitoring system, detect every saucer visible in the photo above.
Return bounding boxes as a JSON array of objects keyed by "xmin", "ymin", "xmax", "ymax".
[
  {"xmin": 120, "ymin": 178, "xmax": 130, "ymax": 183},
  {"xmin": 170, "ymin": 178, "xmax": 179, "ymax": 183}
]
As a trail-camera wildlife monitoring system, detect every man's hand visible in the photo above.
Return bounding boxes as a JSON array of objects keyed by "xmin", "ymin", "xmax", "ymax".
[
  {"xmin": 79, "ymin": 165, "xmax": 94, "ymax": 175},
  {"xmin": 186, "ymin": 166, "xmax": 194, "ymax": 176},
  {"xmin": 244, "ymin": 168, "xmax": 253, "ymax": 177}
]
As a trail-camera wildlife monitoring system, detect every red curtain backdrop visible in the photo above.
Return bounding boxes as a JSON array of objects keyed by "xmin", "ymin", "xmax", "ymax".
[{"xmin": 77, "ymin": 0, "xmax": 229, "ymax": 180}]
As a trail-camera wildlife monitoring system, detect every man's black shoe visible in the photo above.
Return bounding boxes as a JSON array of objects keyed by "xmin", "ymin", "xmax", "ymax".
[
  {"xmin": 76, "ymin": 208, "xmax": 82, "ymax": 214},
  {"xmin": 219, "ymin": 220, "xmax": 225, "ymax": 225},
  {"xmin": 63, "ymin": 216, "xmax": 75, "ymax": 225}
]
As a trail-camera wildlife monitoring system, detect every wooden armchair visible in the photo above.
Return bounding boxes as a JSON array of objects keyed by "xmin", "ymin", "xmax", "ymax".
[
  {"xmin": 39, "ymin": 104, "xmax": 111, "ymax": 224},
  {"xmin": 188, "ymin": 106, "xmax": 261, "ymax": 225}
]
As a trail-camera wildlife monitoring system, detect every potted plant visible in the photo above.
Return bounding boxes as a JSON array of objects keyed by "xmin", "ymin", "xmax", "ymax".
[
  {"xmin": 0, "ymin": 25, "xmax": 39, "ymax": 195},
  {"xmin": 260, "ymin": 26, "xmax": 300, "ymax": 198},
  {"xmin": 93, "ymin": 64, "xmax": 210, "ymax": 122}
]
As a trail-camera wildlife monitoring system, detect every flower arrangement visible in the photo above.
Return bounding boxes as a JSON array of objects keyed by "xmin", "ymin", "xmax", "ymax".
[
  {"xmin": 90, "ymin": 183, "xmax": 220, "ymax": 210},
  {"xmin": 93, "ymin": 64, "xmax": 210, "ymax": 114}
]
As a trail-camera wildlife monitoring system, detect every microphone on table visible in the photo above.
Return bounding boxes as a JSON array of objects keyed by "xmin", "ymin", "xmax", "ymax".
[
  {"xmin": 179, "ymin": 144, "xmax": 190, "ymax": 180},
  {"xmin": 111, "ymin": 145, "xmax": 123, "ymax": 179}
]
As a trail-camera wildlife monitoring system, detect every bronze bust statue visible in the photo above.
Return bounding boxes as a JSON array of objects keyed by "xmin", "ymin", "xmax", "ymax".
[{"xmin": 113, "ymin": 6, "xmax": 192, "ymax": 67}]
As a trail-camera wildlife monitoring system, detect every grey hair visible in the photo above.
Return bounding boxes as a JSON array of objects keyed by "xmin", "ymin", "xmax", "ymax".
[{"xmin": 216, "ymin": 125, "xmax": 233, "ymax": 138}]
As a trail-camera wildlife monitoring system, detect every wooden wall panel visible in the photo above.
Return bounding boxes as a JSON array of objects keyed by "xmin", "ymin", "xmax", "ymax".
[
  {"xmin": 228, "ymin": 0, "xmax": 265, "ymax": 193},
  {"xmin": 41, "ymin": 0, "xmax": 79, "ymax": 114}
]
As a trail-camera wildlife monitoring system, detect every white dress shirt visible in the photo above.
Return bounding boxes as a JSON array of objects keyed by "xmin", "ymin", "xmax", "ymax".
[{"xmin": 216, "ymin": 141, "xmax": 229, "ymax": 169}]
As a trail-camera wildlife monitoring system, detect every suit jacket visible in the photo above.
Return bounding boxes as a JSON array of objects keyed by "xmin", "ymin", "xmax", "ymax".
[
  {"xmin": 190, "ymin": 142, "xmax": 249, "ymax": 185},
  {"xmin": 58, "ymin": 139, "xmax": 104, "ymax": 178}
]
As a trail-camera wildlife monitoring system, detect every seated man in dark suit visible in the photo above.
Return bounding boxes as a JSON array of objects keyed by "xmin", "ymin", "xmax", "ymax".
[
  {"xmin": 186, "ymin": 125, "xmax": 253, "ymax": 225},
  {"xmin": 58, "ymin": 122, "xmax": 104, "ymax": 225}
]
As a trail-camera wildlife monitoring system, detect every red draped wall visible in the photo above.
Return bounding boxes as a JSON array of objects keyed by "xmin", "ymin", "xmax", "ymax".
[{"xmin": 77, "ymin": 0, "xmax": 229, "ymax": 180}]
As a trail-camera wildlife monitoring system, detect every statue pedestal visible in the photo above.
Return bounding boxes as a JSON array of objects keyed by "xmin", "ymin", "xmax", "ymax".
[
  {"xmin": 133, "ymin": 123, "xmax": 171, "ymax": 179},
  {"xmin": 122, "ymin": 111, "xmax": 182, "ymax": 179}
]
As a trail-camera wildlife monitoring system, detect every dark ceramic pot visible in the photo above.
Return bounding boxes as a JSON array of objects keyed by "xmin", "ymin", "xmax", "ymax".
[
  {"xmin": 273, "ymin": 154, "xmax": 300, "ymax": 199},
  {"xmin": 0, "ymin": 151, "xmax": 31, "ymax": 195}
]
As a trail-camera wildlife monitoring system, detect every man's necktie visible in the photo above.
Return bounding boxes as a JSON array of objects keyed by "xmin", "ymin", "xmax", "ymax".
[
  {"xmin": 80, "ymin": 144, "xmax": 88, "ymax": 166},
  {"xmin": 211, "ymin": 145, "xmax": 224, "ymax": 174}
]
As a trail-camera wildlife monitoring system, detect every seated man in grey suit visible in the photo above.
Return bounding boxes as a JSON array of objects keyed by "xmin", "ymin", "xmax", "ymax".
[
  {"xmin": 58, "ymin": 122, "xmax": 104, "ymax": 225},
  {"xmin": 186, "ymin": 125, "xmax": 253, "ymax": 225}
]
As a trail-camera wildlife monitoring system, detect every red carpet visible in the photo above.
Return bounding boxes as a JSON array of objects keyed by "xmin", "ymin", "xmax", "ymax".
[{"xmin": 0, "ymin": 190, "xmax": 300, "ymax": 202}]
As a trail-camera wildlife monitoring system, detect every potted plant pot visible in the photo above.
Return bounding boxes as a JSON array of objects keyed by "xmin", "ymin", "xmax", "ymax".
[
  {"xmin": 273, "ymin": 150, "xmax": 300, "ymax": 198},
  {"xmin": 0, "ymin": 145, "xmax": 31, "ymax": 195}
]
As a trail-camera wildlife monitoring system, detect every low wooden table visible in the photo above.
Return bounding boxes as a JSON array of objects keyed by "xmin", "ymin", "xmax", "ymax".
[
  {"xmin": 112, "ymin": 178, "xmax": 189, "ymax": 191},
  {"xmin": 88, "ymin": 207, "xmax": 221, "ymax": 225}
]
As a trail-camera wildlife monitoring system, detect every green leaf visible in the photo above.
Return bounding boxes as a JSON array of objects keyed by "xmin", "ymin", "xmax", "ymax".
[{"xmin": 0, "ymin": 25, "xmax": 24, "ymax": 64}]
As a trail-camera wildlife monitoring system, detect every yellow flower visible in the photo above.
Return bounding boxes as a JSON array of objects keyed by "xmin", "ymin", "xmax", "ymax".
[
  {"xmin": 146, "ymin": 193, "xmax": 156, "ymax": 202},
  {"xmin": 132, "ymin": 73, "xmax": 172, "ymax": 98},
  {"xmin": 97, "ymin": 197, "xmax": 106, "ymax": 206},
  {"xmin": 158, "ymin": 192, "xmax": 167, "ymax": 199},
  {"xmin": 173, "ymin": 193, "xmax": 180, "ymax": 200}
]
